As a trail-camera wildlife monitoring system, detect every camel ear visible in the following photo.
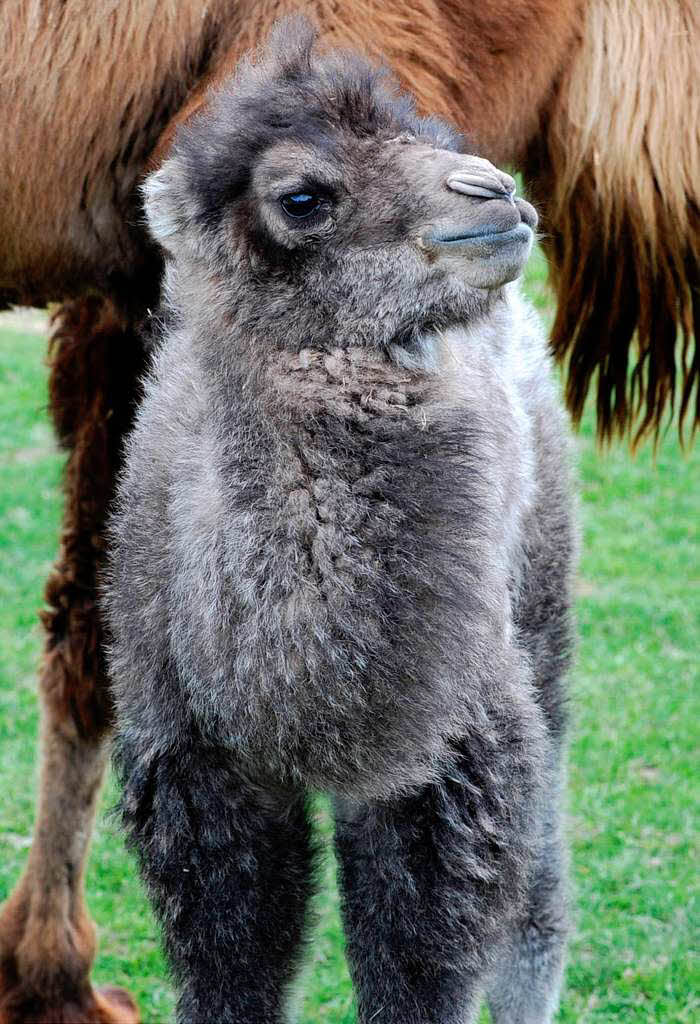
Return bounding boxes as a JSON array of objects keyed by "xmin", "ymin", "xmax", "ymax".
[{"xmin": 141, "ymin": 160, "xmax": 189, "ymax": 254}]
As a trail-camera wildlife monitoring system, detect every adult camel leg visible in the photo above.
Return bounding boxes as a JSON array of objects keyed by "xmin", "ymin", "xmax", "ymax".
[{"xmin": 0, "ymin": 297, "xmax": 147, "ymax": 1024}]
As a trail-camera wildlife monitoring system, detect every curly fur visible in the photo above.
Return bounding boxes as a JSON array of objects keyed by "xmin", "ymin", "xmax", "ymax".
[{"xmin": 105, "ymin": 23, "xmax": 577, "ymax": 1023}]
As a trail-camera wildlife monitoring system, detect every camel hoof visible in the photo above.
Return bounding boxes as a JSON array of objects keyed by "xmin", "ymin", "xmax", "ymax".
[
  {"xmin": 95, "ymin": 986, "xmax": 140, "ymax": 1024},
  {"xmin": 0, "ymin": 984, "xmax": 140, "ymax": 1024}
]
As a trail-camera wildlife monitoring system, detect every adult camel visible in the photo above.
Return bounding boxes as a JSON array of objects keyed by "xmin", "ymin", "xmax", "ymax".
[{"xmin": 0, "ymin": 2, "xmax": 697, "ymax": 1022}]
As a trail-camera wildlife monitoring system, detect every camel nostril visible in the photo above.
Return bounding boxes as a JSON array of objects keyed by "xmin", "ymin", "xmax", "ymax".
[
  {"xmin": 498, "ymin": 171, "xmax": 517, "ymax": 196},
  {"xmin": 515, "ymin": 197, "xmax": 538, "ymax": 231},
  {"xmin": 446, "ymin": 169, "xmax": 516, "ymax": 202}
]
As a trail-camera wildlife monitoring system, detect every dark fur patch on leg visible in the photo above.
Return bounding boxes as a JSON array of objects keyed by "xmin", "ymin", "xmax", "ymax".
[
  {"xmin": 115, "ymin": 735, "xmax": 318, "ymax": 1024},
  {"xmin": 42, "ymin": 296, "xmax": 148, "ymax": 735}
]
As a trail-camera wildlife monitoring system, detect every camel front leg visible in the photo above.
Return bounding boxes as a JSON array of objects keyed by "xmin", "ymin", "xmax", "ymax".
[
  {"xmin": 0, "ymin": 697, "xmax": 134, "ymax": 1024},
  {"xmin": 0, "ymin": 298, "xmax": 146, "ymax": 1024}
]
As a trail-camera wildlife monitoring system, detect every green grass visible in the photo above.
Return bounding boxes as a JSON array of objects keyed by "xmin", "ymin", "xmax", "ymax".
[{"xmin": 0, "ymin": 253, "xmax": 697, "ymax": 1022}]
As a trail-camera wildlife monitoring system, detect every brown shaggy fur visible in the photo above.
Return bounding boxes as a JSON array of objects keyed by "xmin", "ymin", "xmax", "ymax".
[
  {"xmin": 1, "ymin": 1, "xmax": 698, "ymax": 1020},
  {"xmin": 42, "ymin": 299, "xmax": 148, "ymax": 736},
  {"xmin": 0, "ymin": 2, "xmax": 240, "ymax": 306},
  {"xmin": 529, "ymin": 0, "xmax": 700, "ymax": 442}
]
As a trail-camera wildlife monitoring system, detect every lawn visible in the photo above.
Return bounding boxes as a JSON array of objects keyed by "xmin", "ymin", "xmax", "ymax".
[{"xmin": 0, "ymin": 251, "xmax": 697, "ymax": 1022}]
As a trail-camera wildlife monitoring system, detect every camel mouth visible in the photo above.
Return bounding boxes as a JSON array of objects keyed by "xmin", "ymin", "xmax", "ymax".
[{"xmin": 424, "ymin": 223, "xmax": 533, "ymax": 248}]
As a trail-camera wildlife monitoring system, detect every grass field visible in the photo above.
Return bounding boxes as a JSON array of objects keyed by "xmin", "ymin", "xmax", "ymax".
[{"xmin": 0, "ymin": 251, "xmax": 697, "ymax": 1022}]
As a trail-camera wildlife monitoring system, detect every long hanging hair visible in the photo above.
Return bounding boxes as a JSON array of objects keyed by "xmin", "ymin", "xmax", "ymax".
[{"xmin": 531, "ymin": 0, "xmax": 699, "ymax": 444}]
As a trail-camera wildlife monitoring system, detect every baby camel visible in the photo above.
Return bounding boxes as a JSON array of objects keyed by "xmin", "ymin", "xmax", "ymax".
[{"xmin": 105, "ymin": 20, "xmax": 577, "ymax": 1024}]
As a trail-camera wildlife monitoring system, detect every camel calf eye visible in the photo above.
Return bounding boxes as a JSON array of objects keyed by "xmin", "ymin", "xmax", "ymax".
[{"xmin": 280, "ymin": 193, "xmax": 322, "ymax": 218}]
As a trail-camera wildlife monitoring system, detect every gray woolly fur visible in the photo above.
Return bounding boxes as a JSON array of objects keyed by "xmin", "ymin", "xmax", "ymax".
[{"xmin": 104, "ymin": 18, "xmax": 577, "ymax": 1024}]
